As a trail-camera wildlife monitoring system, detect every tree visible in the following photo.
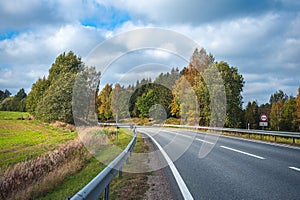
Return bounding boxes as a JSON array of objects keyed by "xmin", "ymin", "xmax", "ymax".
[
  {"xmin": 13, "ymin": 88, "xmax": 27, "ymax": 112},
  {"xmin": 111, "ymin": 83, "xmax": 131, "ymax": 120},
  {"xmin": 32, "ymin": 51, "xmax": 84, "ymax": 123},
  {"xmin": 0, "ymin": 97, "xmax": 13, "ymax": 111},
  {"xmin": 97, "ymin": 84, "xmax": 113, "ymax": 121},
  {"xmin": 171, "ymin": 76, "xmax": 199, "ymax": 125},
  {"xmin": 136, "ymin": 89, "xmax": 159, "ymax": 118},
  {"xmin": 0, "ymin": 89, "xmax": 27, "ymax": 111},
  {"xmin": 269, "ymin": 90, "xmax": 288, "ymax": 105},
  {"xmin": 279, "ymin": 97, "xmax": 298, "ymax": 131},
  {"xmin": 245, "ymin": 101, "xmax": 259, "ymax": 129},
  {"xmin": 270, "ymin": 100, "xmax": 285, "ymax": 131},
  {"xmin": 154, "ymin": 67, "xmax": 180, "ymax": 89},
  {"xmin": 193, "ymin": 76, "xmax": 210, "ymax": 126},
  {"xmin": 73, "ymin": 66, "xmax": 101, "ymax": 124},
  {"xmin": 35, "ymin": 73, "xmax": 77, "ymax": 123},
  {"xmin": 27, "ymin": 77, "xmax": 50, "ymax": 115},
  {"xmin": 134, "ymin": 83, "xmax": 173, "ymax": 119},
  {"xmin": 48, "ymin": 51, "xmax": 83, "ymax": 83},
  {"xmin": 216, "ymin": 61, "xmax": 244, "ymax": 128},
  {"xmin": 269, "ymin": 90, "xmax": 288, "ymax": 131},
  {"xmin": 0, "ymin": 89, "xmax": 11, "ymax": 102}
]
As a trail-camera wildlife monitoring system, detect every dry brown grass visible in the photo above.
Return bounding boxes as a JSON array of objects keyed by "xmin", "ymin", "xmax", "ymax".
[{"xmin": 0, "ymin": 139, "xmax": 91, "ymax": 200}]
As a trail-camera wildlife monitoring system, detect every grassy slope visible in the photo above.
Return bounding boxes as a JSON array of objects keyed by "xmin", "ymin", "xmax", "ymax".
[
  {"xmin": 0, "ymin": 111, "xmax": 77, "ymax": 174},
  {"xmin": 39, "ymin": 129, "xmax": 148, "ymax": 200}
]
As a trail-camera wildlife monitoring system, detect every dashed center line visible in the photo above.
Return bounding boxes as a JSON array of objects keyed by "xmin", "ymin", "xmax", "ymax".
[
  {"xmin": 195, "ymin": 138, "xmax": 214, "ymax": 145},
  {"xmin": 162, "ymin": 130, "xmax": 214, "ymax": 145},
  {"xmin": 220, "ymin": 146, "xmax": 265, "ymax": 160},
  {"xmin": 289, "ymin": 166, "xmax": 300, "ymax": 172}
]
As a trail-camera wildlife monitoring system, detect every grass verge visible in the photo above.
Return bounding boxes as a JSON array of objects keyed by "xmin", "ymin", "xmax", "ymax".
[{"xmin": 39, "ymin": 128, "xmax": 150, "ymax": 200}]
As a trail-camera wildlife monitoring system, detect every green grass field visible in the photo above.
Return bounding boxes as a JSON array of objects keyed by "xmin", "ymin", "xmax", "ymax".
[
  {"xmin": 0, "ymin": 111, "xmax": 31, "ymax": 120},
  {"xmin": 0, "ymin": 111, "xmax": 77, "ymax": 174}
]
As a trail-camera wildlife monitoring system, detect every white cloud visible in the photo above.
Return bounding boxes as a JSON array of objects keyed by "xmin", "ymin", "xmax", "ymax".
[
  {"xmin": 0, "ymin": 0, "xmax": 299, "ymax": 105},
  {"xmin": 0, "ymin": 23, "xmax": 107, "ymax": 94}
]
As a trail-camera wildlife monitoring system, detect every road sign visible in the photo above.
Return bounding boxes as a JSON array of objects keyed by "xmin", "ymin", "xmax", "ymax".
[
  {"xmin": 260, "ymin": 114, "xmax": 268, "ymax": 122},
  {"xmin": 259, "ymin": 122, "xmax": 268, "ymax": 127}
]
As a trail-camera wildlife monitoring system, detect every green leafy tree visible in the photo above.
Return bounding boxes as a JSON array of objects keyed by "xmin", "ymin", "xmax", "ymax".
[
  {"xmin": 36, "ymin": 73, "xmax": 77, "ymax": 123},
  {"xmin": 135, "ymin": 83, "xmax": 173, "ymax": 119},
  {"xmin": 136, "ymin": 89, "xmax": 159, "ymax": 118},
  {"xmin": 216, "ymin": 61, "xmax": 244, "ymax": 128},
  {"xmin": 245, "ymin": 101, "xmax": 259, "ymax": 129},
  {"xmin": 0, "ymin": 97, "xmax": 13, "ymax": 111},
  {"xmin": 32, "ymin": 51, "xmax": 84, "ymax": 123},
  {"xmin": 48, "ymin": 51, "xmax": 83, "ymax": 83},
  {"xmin": 26, "ymin": 77, "xmax": 50, "ymax": 115},
  {"xmin": 14, "ymin": 88, "xmax": 27, "ymax": 111},
  {"xmin": 0, "ymin": 89, "xmax": 11, "ymax": 102},
  {"xmin": 0, "ymin": 88, "xmax": 27, "ymax": 111}
]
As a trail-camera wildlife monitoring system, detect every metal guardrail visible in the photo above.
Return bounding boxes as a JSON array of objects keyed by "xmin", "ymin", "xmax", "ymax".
[
  {"xmin": 69, "ymin": 128, "xmax": 137, "ymax": 200},
  {"xmin": 163, "ymin": 124, "xmax": 300, "ymax": 144}
]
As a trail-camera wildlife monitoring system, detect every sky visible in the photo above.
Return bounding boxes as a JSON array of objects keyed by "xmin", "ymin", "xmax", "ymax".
[{"xmin": 0, "ymin": 0, "xmax": 300, "ymax": 106}]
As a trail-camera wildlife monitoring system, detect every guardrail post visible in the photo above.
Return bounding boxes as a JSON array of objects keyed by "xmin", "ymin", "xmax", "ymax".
[
  {"xmin": 293, "ymin": 137, "xmax": 295, "ymax": 144},
  {"xmin": 119, "ymin": 166, "xmax": 122, "ymax": 178},
  {"xmin": 104, "ymin": 184, "xmax": 110, "ymax": 200}
]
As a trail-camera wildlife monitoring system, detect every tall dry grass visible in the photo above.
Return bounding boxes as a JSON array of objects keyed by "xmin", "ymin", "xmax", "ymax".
[{"xmin": 0, "ymin": 139, "xmax": 91, "ymax": 200}]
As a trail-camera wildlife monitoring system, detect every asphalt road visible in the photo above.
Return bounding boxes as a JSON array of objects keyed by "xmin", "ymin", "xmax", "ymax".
[{"xmin": 138, "ymin": 127, "xmax": 300, "ymax": 200}]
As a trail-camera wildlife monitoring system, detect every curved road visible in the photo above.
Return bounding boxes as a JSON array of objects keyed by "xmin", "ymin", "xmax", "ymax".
[{"xmin": 139, "ymin": 127, "xmax": 300, "ymax": 200}]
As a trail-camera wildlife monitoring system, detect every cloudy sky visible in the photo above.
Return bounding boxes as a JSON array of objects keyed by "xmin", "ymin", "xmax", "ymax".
[{"xmin": 0, "ymin": 0, "xmax": 300, "ymax": 105}]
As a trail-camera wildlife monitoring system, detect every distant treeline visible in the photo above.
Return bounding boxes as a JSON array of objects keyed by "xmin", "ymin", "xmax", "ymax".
[
  {"xmin": 0, "ymin": 88, "xmax": 27, "ymax": 112},
  {"xmin": 245, "ymin": 90, "xmax": 300, "ymax": 132},
  {"xmin": 6, "ymin": 49, "xmax": 299, "ymax": 132}
]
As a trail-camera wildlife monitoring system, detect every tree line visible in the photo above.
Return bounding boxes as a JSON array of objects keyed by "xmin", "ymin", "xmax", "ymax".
[
  {"xmin": 245, "ymin": 89, "xmax": 300, "ymax": 132},
  {"xmin": 6, "ymin": 49, "xmax": 299, "ymax": 132},
  {"xmin": 0, "ymin": 88, "xmax": 27, "ymax": 112},
  {"xmin": 97, "ymin": 48, "xmax": 245, "ymax": 128}
]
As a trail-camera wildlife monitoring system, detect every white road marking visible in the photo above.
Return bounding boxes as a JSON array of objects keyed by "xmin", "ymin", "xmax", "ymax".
[
  {"xmin": 289, "ymin": 166, "xmax": 300, "ymax": 172},
  {"xmin": 141, "ymin": 130, "xmax": 194, "ymax": 200},
  {"xmin": 220, "ymin": 146, "xmax": 265, "ymax": 160},
  {"xmin": 162, "ymin": 130, "xmax": 214, "ymax": 144},
  {"xmin": 195, "ymin": 138, "xmax": 214, "ymax": 145}
]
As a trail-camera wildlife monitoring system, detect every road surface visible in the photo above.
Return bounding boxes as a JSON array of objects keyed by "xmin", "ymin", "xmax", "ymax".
[{"xmin": 138, "ymin": 127, "xmax": 300, "ymax": 200}]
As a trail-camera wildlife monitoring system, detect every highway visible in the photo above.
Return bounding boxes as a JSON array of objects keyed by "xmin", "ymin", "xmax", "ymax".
[{"xmin": 138, "ymin": 127, "xmax": 300, "ymax": 200}]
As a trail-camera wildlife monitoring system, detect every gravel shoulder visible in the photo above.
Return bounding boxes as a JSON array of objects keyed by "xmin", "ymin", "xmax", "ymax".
[{"xmin": 144, "ymin": 137, "xmax": 174, "ymax": 200}]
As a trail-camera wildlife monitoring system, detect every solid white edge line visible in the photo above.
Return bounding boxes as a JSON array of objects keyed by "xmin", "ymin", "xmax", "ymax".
[
  {"xmin": 220, "ymin": 146, "xmax": 265, "ymax": 160},
  {"xmin": 289, "ymin": 166, "xmax": 300, "ymax": 172},
  {"xmin": 141, "ymin": 131, "xmax": 194, "ymax": 200}
]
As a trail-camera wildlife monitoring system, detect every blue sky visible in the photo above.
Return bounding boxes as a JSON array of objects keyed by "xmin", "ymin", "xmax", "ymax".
[{"xmin": 0, "ymin": 0, "xmax": 300, "ymax": 105}]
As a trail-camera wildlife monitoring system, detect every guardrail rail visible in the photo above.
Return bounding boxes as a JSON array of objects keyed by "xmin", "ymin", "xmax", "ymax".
[
  {"xmin": 163, "ymin": 124, "xmax": 300, "ymax": 144},
  {"xmin": 69, "ymin": 127, "xmax": 137, "ymax": 200}
]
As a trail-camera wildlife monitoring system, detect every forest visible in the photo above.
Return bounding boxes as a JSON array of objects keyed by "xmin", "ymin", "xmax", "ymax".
[{"xmin": 1, "ymin": 49, "xmax": 299, "ymax": 132}]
